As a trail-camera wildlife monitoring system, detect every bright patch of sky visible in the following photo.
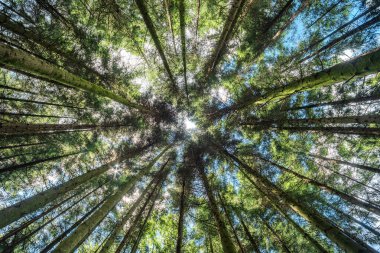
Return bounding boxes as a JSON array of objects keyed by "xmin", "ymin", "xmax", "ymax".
[{"xmin": 184, "ymin": 117, "xmax": 197, "ymax": 130}]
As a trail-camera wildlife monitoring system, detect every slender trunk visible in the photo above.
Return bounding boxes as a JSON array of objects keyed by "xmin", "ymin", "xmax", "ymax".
[
  {"xmin": 220, "ymin": 47, "xmax": 380, "ymax": 115},
  {"xmin": 221, "ymin": 149, "xmax": 377, "ymax": 253},
  {"xmin": 259, "ymin": 216, "xmax": 291, "ymax": 253},
  {"xmin": 0, "ymin": 84, "xmax": 41, "ymax": 96},
  {"xmin": 322, "ymin": 201, "xmax": 380, "ymax": 237},
  {"xmin": 0, "ymin": 12, "xmax": 104, "ymax": 81},
  {"xmin": 99, "ymin": 173, "xmax": 162, "ymax": 253},
  {"xmin": 0, "ymin": 123, "xmax": 132, "ymax": 136},
  {"xmin": 135, "ymin": 0, "xmax": 176, "ymax": 90},
  {"xmin": 4, "ymin": 187, "xmax": 107, "ymax": 251},
  {"xmin": 40, "ymin": 193, "xmax": 106, "ymax": 253},
  {"xmin": 176, "ymin": 175, "xmax": 187, "ymax": 253},
  {"xmin": 243, "ymin": 115, "xmax": 380, "ymax": 126},
  {"xmin": 115, "ymin": 166, "xmax": 168, "ymax": 253},
  {"xmin": 0, "ymin": 111, "xmax": 75, "ymax": 119},
  {"xmin": 209, "ymin": 236, "xmax": 215, "ymax": 253},
  {"xmin": 271, "ymin": 203, "xmax": 327, "ymax": 253},
  {"xmin": 0, "ymin": 143, "xmax": 156, "ymax": 229},
  {"xmin": 0, "ymin": 96, "xmax": 85, "ymax": 109},
  {"xmin": 284, "ymin": 93, "xmax": 380, "ymax": 111},
  {"xmin": 178, "ymin": 0, "xmax": 189, "ymax": 104},
  {"xmin": 198, "ymin": 165, "xmax": 237, "ymax": 253},
  {"xmin": 0, "ymin": 142, "xmax": 47, "ymax": 150},
  {"xmin": 234, "ymin": 210, "xmax": 261, "ymax": 253},
  {"xmin": 130, "ymin": 186, "xmax": 161, "ymax": 253},
  {"xmin": 194, "ymin": 0, "xmax": 201, "ymax": 50},
  {"xmin": 0, "ymin": 43, "xmax": 151, "ymax": 112},
  {"xmin": 163, "ymin": 0, "xmax": 178, "ymax": 55},
  {"xmin": 218, "ymin": 193, "xmax": 245, "ymax": 253},
  {"xmin": 243, "ymin": 125, "xmax": 380, "ymax": 137},
  {"xmin": 309, "ymin": 153, "xmax": 380, "ymax": 174},
  {"xmin": 256, "ymin": 155, "xmax": 380, "ymax": 215},
  {"xmin": 0, "ymin": 187, "xmax": 81, "ymax": 244},
  {"xmin": 52, "ymin": 150, "xmax": 170, "ymax": 253},
  {"xmin": 0, "ymin": 150, "xmax": 84, "ymax": 174},
  {"xmin": 282, "ymin": 4, "xmax": 380, "ymax": 70},
  {"xmin": 203, "ymin": 0, "xmax": 245, "ymax": 80},
  {"xmin": 253, "ymin": 0, "xmax": 310, "ymax": 60},
  {"xmin": 301, "ymin": 14, "xmax": 380, "ymax": 63},
  {"xmin": 307, "ymin": 0, "xmax": 344, "ymax": 28}
]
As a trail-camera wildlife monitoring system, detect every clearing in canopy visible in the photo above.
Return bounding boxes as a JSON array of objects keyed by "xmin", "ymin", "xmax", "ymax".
[{"xmin": 1, "ymin": 0, "xmax": 380, "ymax": 252}]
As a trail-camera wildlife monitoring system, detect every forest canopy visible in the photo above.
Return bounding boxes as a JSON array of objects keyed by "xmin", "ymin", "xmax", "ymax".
[{"xmin": 0, "ymin": 0, "xmax": 380, "ymax": 252}]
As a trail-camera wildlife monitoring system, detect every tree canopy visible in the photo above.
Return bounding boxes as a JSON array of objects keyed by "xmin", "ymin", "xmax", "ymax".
[{"xmin": 0, "ymin": 0, "xmax": 379, "ymax": 252}]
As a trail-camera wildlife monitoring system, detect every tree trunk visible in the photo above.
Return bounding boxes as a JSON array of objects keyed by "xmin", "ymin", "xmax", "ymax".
[
  {"xmin": 0, "ymin": 84, "xmax": 41, "ymax": 96},
  {"xmin": 307, "ymin": 0, "xmax": 344, "ymax": 28},
  {"xmin": 115, "ymin": 166, "xmax": 168, "ymax": 253},
  {"xmin": 309, "ymin": 153, "xmax": 380, "ymax": 174},
  {"xmin": 99, "ymin": 172, "xmax": 162, "ymax": 253},
  {"xmin": 0, "ymin": 12, "xmax": 105, "ymax": 81},
  {"xmin": 0, "ymin": 111, "xmax": 75, "ymax": 119},
  {"xmin": 255, "ymin": 155, "xmax": 380, "ymax": 215},
  {"xmin": 176, "ymin": 174, "xmax": 187, "ymax": 253},
  {"xmin": 221, "ymin": 149, "xmax": 377, "ymax": 253},
  {"xmin": 163, "ymin": 0, "xmax": 178, "ymax": 55},
  {"xmin": 52, "ymin": 151, "xmax": 170, "ymax": 253},
  {"xmin": 259, "ymin": 216, "xmax": 291, "ymax": 253},
  {"xmin": 0, "ymin": 123, "xmax": 132, "ymax": 136},
  {"xmin": 0, "ymin": 43, "xmax": 151, "ymax": 112},
  {"xmin": 243, "ymin": 125, "xmax": 380, "ymax": 137},
  {"xmin": 135, "ymin": 0, "xmax": 176, "ymax": 90},
  {"xmin": 130, "ymin": 186, "xmax": 161, "ymax": 253},
  {"xmin": 284, "ymin": 93, "xmax": 380, "ymax": 111},
  {"xmin": 198, "ymin": 165, "xmax": 237, "ymax": 253},
  {"xmin": 178, "ymin": 0, "xmax": 189, "ymax": 104},
  {"xmin": 244, "ymin": 115, "xmax": 380, "ymax": 126},
  {"xmin": 234, "ymin": 210, "xmax": 261, "ymax": 253},
  {"xmin": 0, "ymin": 143, "xmax": 157, "ymax": 229},
  {"xmin": 218, "ymin": 193, "xmax": 245, "ymax": 253},
  {"xmin": 0, "ymin": 142, "xmax": 47, "ymax": 150},
  {"xmin": 301, "ymin": 14, "xmax": 380, "ymax": 63},
  {"xmin": 0, "ymin": 96, "xmax": 85, "ymax": 109},
  {"xmin": 220, "ymin": 47, "xmax": 380, "ymax": 115},
  {"xmin": 0, "ymin": 150, "xmax": 84, "ymax": 174},
  {"xmin": 203, "ymin": 0, "xmax": 245, "ymax": 80}
]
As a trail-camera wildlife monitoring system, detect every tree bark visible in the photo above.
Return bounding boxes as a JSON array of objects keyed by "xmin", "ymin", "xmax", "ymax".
[
  {"xmin": 0, "ymin": 43, "xmax": 151, "ymax": 112},
  {"xmin": 0, "ymin": 96, "xmax": 85, "ymax": 109},
  {"xmin": 309, "ymin": 153, "xmax": 380, "ymax": 174},
  {"xmin": 178, "ymin": 0, "xmax": 189, "ymax": 104},
  {"xmin": 52, "ymin": 149, "xmax": 170, "ymax": 253},
  {"xmin": 0, "ymin": 143, "xmax": 156, "ymax": 229},
  {"xmin": 0, "ymin": 150, "xmax": 84, "ymax": 174},
  {"xmin": 259, "ymin": 216, "xmax": 291, "ymax": 253},
  {"xmin": 243, "ymin": 125, "xmax": 380, "ymax": 137},
  {"xmin": 243, "ymin": 115, "xmax": 380, "ymax": 126},
  {"xmin": 219, "ymin": 47, "xmax": 380, "ymax": 115},
  {"xmin": 255, "ymin": 155, "xmax": 380, "ymax": 215},
  {"xmin": 221, "ymin": 149, "xmax": 377, "ymax": 253},
  {"xmin": 176, "ymin": 174, "xmax": 187, "ymax": 253},
  {"xmin": 218, "ymin": 193, "xmax": 245, "ymax": 253},
  {"xmin": 135, "ymin": 0, "xmax": 176, "ymax": 90},
  {"xmin": 284, "ymin": 93, "xmax": 380, "ymax": 111},
  {"xmin": 234, "ymin": 210, "xmax": 261, "ymax": 253},
  {"xmin": 0, "ymin": 123, "xmax": 132, "ymax": 136},
  {"xmin": 198, "ymin": 165, "xmax": 237, "ymax": 253}
]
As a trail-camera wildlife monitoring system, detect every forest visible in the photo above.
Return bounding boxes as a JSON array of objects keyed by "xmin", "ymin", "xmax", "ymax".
[{"xmin": 0, "ymin": 0, "xmax": 379, "ymax": 252}]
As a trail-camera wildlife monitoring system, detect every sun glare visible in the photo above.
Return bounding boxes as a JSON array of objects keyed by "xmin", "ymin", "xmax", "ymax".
[{"xmin": 184, "ymin": 118, "xmax": 197, "ymax": 130}]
